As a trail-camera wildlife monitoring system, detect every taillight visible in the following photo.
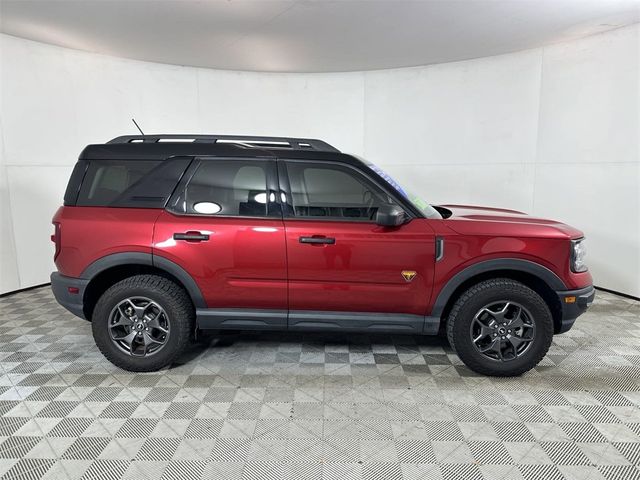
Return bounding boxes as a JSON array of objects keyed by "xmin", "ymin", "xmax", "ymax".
[{"xmin": 51, "ymin": 222, "xmax": 61, "ymax": 259}]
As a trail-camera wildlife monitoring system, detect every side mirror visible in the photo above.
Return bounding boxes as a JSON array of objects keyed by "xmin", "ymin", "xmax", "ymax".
[{"xmin": 375, "ymin": 204, "xmax": 407, "ymax": 227}]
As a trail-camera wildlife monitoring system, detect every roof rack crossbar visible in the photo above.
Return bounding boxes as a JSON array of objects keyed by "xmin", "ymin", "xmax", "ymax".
[{"xmin": 107, "ymin": 134, "xmax": 340, "ymax": 153}]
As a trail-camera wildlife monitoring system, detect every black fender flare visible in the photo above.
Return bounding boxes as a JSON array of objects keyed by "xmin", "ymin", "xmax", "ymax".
[
  {"xmin": 81, "ymin": 252, "xmax": 206, "ymax": 308},
  {"xmin": 429, "ymin": 258, "xmax": 566, "ymax": 318}
]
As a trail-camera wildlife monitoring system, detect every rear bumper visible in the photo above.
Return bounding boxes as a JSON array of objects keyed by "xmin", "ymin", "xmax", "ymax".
[
  {"xmin": 555, "ymin": 285, "xmax": 595, "ymax": 334},
  {"xmin": 50, "ymin": 272, "xmax": 89, "ymax": 319}
]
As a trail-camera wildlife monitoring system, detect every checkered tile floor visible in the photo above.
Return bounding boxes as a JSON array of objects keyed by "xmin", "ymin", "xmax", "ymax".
[{"xmin": 0, "ymin": 287, "xmax": 639, "ymax": 479}]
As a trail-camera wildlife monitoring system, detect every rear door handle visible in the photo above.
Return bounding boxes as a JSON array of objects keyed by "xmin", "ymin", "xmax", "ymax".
[
  {"xmin": 174, "ymin": 232, "xmax": 209, "ymax": 242},
  {"xmin": 299, "ymin": 236, "xmax": 335, "ymax": 245}
]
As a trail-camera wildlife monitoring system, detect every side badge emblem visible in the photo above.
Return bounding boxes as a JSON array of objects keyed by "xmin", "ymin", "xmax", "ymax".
[{"xmin": 402, "ymin": 270, "xmax": 417, "ymax": 282}]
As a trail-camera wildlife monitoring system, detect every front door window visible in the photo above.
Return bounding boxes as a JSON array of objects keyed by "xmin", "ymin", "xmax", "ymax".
[{"xmin": 284, "ymin": 161, "xmax": 400, "ymax": 222}]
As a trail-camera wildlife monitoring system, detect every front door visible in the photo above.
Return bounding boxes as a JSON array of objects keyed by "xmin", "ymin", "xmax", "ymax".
[
  {"xmin": 153, "ymin": 157, "xmax": 287, "ymax": 327},
  {"xmin": 280, "ymin": 160, "xmax": 436, "ymax": 330}
]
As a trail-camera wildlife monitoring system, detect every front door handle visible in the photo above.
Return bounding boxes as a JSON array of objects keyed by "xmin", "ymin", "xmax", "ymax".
[
  {"xmin": 174, "ymin": 232, "xmax": 209, "ymax": 242},
  {"xmin": 299, "ymin": 236, "xmax": 335, "ymax": 245}
]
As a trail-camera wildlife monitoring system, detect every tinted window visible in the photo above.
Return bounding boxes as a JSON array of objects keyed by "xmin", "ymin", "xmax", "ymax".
[
  {"xmin": 285, "ymin": 162, "xmax": 399, "ymax": 221},
  {"xmin": 177, "ymin": 159, "xmax": 271, "ymax": 217},
  {"xmin": 74, "ymin": 158, "xmax": 191, "ymax": 208},
  {"xmin": 77, "ymin": 160, "xmax": 161, "ymax": 206},
  {"xmin": 110, "ymin": 158, "xmax": 192, "ymax": 208},
  {"xmin": 64, "ymin": 161, "xmax": 89, "ymax": 206}
]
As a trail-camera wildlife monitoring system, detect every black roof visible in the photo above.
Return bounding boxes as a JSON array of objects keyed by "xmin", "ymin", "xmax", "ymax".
[
  {"xmin": 73, "ymin": 134, "xmax": 425, "ymax": 218},
  {"xmin": 78, "ymin": 134, "xmax": 360, "ymax": 163},
  {"xmin": 108, "ymin": 134, "xmax": 339, "ymax": 152}
]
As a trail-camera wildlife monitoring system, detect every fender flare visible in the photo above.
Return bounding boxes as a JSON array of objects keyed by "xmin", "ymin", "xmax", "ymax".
[
  {"xmin": 429, "ymin": 258, "xmax": 566, "ymax": 318},
  {"xmin": 81, "ymin": 252, "xmax": 206, "ymax": 308}
]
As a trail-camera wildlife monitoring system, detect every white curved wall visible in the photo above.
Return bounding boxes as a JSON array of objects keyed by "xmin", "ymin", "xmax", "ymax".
[{"xmin": 1, "ymin": 24, "xmax": 638, "ymax": 296}]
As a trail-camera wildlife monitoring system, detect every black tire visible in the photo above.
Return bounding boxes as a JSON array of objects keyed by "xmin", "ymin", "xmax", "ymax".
[
  {"xmin": 446, "ymin": 278, "xmax": 553, "ymax": 377},
  {"xmin": 91, "ymin": 275, "xmax": 194, "ymax": 372}
]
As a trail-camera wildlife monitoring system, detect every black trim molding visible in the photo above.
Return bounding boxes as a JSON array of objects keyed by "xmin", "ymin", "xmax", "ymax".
[
  {"xmin": 429, "ymin": 258, "xmax": 567, "ymax": 318},
  {"xmin": 196, "ymin": 309, "xmax": 287, "ymax": 330},
  {"xmin": 288, "ymin": 310, "xmax": 424, "ymax": 334},
  {"xmin": 196, "ymin": 308, "xmax": 440, "ymax": 335},
  {"xmin": 80, "ymin": 252, "xmax": 207, "ymax": 308},
  {"xmin": 50, "ymin": 273, "xmax": 89, "ymax": 319}
]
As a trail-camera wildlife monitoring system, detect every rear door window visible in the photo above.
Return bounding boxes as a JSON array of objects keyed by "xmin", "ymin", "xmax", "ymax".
[{"xmin": 168, "ymin": 158, "xmax": 279, "ymax": 217}]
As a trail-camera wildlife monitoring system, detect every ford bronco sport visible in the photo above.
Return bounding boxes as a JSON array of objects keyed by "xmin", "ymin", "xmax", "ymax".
[{"xmin": 51, "ymin": 134, "xmax": 594, "ymax": 376}]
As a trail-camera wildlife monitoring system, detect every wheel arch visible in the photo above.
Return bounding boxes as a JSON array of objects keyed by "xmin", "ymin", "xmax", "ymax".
[
  {"xmin": 432, "ymin": 259, "xmax": 565, "ymax": 334},
  {"xmin": 81, "ymin": 253, "xmax": 206, "ymax": 320}
]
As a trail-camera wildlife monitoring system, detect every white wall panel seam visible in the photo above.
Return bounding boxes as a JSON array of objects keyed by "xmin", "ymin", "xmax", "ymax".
[
  {"xmin": 0, "ymin": 115, "xmax": 22, "ymax": 289},
  {"xmin": 531, "ymin": 46, "xmax": 545, "ymax": 215}
]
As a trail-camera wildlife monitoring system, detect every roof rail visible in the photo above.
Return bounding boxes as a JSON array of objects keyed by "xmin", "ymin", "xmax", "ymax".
[{"xmin": 107, "ymin": 134, "xmax": 340, "ymax": 153}]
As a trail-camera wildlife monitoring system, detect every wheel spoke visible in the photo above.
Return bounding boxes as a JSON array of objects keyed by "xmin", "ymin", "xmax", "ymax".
[
  {"xmin": 507, "ymin": 307, "xmax": 525, "ymax": 329},
  {"xmin": 520, "ymin": 330, "xmax": 535, "ymax": 342},
  {"xmin": 112, "ymin": 317, "xmax": 133, "ymax": 329},
  {"xmin": 112, "ymin": 330, "xmax": 137, "ymax": 348},
  {"xmin": 142, "ymin": 300, "xmax": 160, "ymax": 316},
  {"xmin": 508, "ymin": 318, "xmax": 525, "ymax": 329},
  {"xmin": 143, "ymin": 332, "xmax": 164, "ymax": 346},
  {"xmin": 508, "ymin": 335, "xmax": 524, "ymax": 351},
  {"xmin": 146, "ymin": 316, "xmax": 168, "ymax": 334},
  {"xmin": 492, "ymin": 303, "xmax": 510, "ymax": 323},
  {"xmin": 477, "ymin": 307, "xmax": 495, "ymax": 319},
  {"xmin": 478, "ymin": 337, "xmax": 500, "ymax": 354},
  {"xmin": 473, "ymin": 324, "xmax": 494, "ymax": 343},
  {"xmin": 130, "ymin": 334, "xmax": 147, "ymax": 357},
  {"xmin": 132, "ymin": 305, "xmax": 147, "ymax": 320},
  {"xmin": 495, "ymin": 342, "xmax": 504, "ymax": 360},
  {"xmin": 498, "ymin": 302, "xmax": 510, "ymax": 313}
]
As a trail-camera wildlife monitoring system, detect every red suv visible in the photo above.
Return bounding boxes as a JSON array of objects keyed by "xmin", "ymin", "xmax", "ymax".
[{"xmin": 51, "ymin": 134, "xmax": 594, "ymax": 376}]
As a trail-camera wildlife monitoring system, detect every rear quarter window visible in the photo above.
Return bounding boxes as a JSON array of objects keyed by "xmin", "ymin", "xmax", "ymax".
[{"xmin": 75, "ymin": 158, "xmax": 191, "ymax": 208}]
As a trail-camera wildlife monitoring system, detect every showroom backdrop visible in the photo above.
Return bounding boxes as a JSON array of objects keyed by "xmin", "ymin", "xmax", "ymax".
[{"xmin": 0, "ymin": 24, "xmax": 638, "ymax": 297}]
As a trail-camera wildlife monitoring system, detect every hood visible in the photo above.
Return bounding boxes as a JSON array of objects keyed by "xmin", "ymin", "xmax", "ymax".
[{"xmin": 438, "ymin": 204, "xmax": 584, "ymax": 239}]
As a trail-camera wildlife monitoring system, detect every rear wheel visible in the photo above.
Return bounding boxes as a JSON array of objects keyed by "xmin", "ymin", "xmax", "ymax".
[
  {"xmin": 92, "ymin": 275, "xmax": 194, "ymax": 372},
  {"xmin": 446, "ymin": 278, "xmax": 553, "ymax": 376}
]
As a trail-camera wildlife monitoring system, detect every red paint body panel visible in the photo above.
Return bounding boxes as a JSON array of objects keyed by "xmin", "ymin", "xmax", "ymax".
[
  {"xmin": 284, "ymin": 219, "xmax": 436, "ymax": 315},
  {"xmin": 53, "ymin": 198, "xmax": 593, "ymax": 321},
  {"xmin": 152, "ymin": 211, "xmax": 287, "ymax": 310},
  {"xmin": 425, "ymin": 207, "xmax": 593, "ymax": 314},
  {"xmin": 54, "ymin": 203, "xmax": 593, "ymax": 314},
  {"xmin": 438, "ymin": 205, "xmax": 592, "ymax": 290},
  {"xmin": 441, "ymin": 204, "xmax": 585, "ymax": 239},
  {"xmin": 54, "ymin": 200, "xmax": 593, "ymax": 318},
  {"xmin": 53, "ymin": 206, "xmax": 159, "ymax": 277}
]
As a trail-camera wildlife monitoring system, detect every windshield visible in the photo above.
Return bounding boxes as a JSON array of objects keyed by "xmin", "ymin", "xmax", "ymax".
[{"xmin": 367, "ymin": 162, "xmax": 442, "ymax": 219}]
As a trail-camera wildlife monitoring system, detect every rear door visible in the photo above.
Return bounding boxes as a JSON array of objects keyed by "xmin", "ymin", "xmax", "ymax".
[
  {"xmin": 279, "ymin": 159, "xmax": 436, "ymax": 331},
  {"xmin": 153, "ymin": 157, "xmax": 288, "ymax": 327}
]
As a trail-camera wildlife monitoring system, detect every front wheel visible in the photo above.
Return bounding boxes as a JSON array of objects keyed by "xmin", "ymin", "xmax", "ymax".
[
  {"xmin": 446, "ymin": 278, "xmax": 553, "ymax": 376},
  {"xmin": 92, "ymin": 275, "xmax": 194, "ymax": 372}
]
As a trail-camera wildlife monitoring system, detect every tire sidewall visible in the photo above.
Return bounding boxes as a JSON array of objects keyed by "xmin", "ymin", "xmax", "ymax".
[{"xmin": 450, "ymin": 283, "xmax": 553, "ymax": 376}]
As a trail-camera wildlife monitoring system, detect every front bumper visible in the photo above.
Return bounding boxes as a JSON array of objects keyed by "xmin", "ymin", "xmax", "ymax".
[
  {"xmin": 50, "ymin": 272, "xmax": 89, "ymax": 319},
  {"xmin": 555, "ymin": 285, "xmax": 595, "ymax": 334}
]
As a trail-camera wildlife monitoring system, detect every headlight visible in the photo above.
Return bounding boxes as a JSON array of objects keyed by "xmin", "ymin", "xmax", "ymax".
[{"xmin": 571, "ymin": 238, "xmax": 588, "ymax": 272}]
